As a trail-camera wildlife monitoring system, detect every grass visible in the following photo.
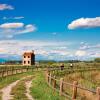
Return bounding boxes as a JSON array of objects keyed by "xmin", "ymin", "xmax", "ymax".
[
  {"xmin": 50, "ymin": 67, "xmax": 100, "ymax": 100},
  {"xmin": 0, "ymin": 71, "xmax": 34, "ymax": 99},
  {"xmin": 0, "ymin": 63, "xmax": 99, "ymax": 100},
  {"xmin": 11, "ymin": 75, "xmax": 34, "ymax": 100},
  {"xmin": 0, "ymin": 70, "xmax": 65, "ymax": 100},
  {"xmin": 63, "ymin": 70, "xmax": 100, "ymax": 100},
  {"xmin": 0, "ymin": 71, "xmax": 33, "ymax": 89},
  {"xmin": 31, "ymin": 71, "xmax": 65, "ymax": 100},
  {"xmin": 64, "ymin": 71, "xmax": 100, "ymax": 89},
  {"xmin": 0, "ymin": 91, "xmax": 2, "ymax": 100},
  {"xmin": 11, "ymin": 80, "xmax": 28, "ymax": 100}
]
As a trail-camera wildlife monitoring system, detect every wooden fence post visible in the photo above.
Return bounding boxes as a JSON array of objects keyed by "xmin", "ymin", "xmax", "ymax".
[
  {"xmin": 49, "ymin": 73, "xmax": 52, "ymax": 86},
  {"xmin": 4, "ymin": 71, "xmax": 5, "ymax": 77},
  {"xmin": 11, "ymin": 69, "xmax": 13, "ymax": 75},
  {"xmin": 53, "ymin": 76, "xmax": 56, "ymax": 89},
  {"xmin": 27, "ymin": 67, "xmax": 28, "ymax": 72},
  {"xmin": 15, "ymin": 69, "xmax": 16, "ymax": 74},
  {"xmin": 0, "ymin": 72, "xmax": 1, "ymax": 78},
  {"xmin": 46, "ymin": 70, "xmax": 48, "ymax": 82},
  {"xmin": 59, "ymin": 78, "xmax": 64, "ymax": 96},
  {"xmin": 2, "ymin": 71, "xmax": 4, "ymax": 77},
  {"xmin": 46, "ymin": 69, "xmax": 50, "ymax": 83},
  {"xmin": 21, "ymin": 68, "xmax": 22, "ymax": 73},
  {"xmin": 72, "ymin": 81, "xmax": 78, "ymax": 100},
  {"xmin": 32, "ymin": 67, "xmax": 34, "ymax": 71},
  {"xmin": 16, "ymin": 69, "xmax": 18, "ymax": 73},
  {"xmin": 7, "ymin": 70, "xmax": 8, "ymax": 76},
  {"xmin": 96, "ymin": 87, "xmax": 100, "ymax": 100}
]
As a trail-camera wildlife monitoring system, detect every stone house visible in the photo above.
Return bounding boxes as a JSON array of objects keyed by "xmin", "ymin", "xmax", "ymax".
[{"xmin": 22, "ymin": 51, "xmax": 35, "ymax": 66}]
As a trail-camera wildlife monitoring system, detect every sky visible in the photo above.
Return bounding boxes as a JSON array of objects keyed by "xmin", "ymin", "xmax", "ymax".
[{"xmin": 0, "ymin": 0, "xmax": 100, "ymax": 61}]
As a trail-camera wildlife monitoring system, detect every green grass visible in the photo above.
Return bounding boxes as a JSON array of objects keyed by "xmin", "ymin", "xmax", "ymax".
[
  {"xmin": 31, "ymin": 71, "xmax": 65, "ymax": 100},
  {"xmin": 0, "ymin": 91, "xmax": 2, "ymax": 100},
  {"xmin": 0, "ymin": 71, "xmax": 34, "ymax": 99},
  {"xmin": 11, "ymin": 80, "xmax": 28, "ymax": 100},
  {"xmin": 11, "ymin": 75, "xmax": 34, "ymax": 100},
  {"xmin": 0, "ymin": 63, "xmax": 99, "ymax": 100},
  {"xmin": 0, "ymin": 71, "xmax": 65, "ymax": 100},
  {"xmin": 0, "ymin": 72, "xmax": 33, "ymax": 89}
]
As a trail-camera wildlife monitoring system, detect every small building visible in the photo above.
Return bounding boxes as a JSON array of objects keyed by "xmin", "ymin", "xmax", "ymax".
[{"xmin": 22, "ymin": 50, "xmax": 35, "ymax": 66}]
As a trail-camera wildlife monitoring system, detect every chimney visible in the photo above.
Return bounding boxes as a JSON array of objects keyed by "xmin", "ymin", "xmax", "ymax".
[{"xmin": 32, "ymin": 50, "xmax": 34, "ymax": 53}]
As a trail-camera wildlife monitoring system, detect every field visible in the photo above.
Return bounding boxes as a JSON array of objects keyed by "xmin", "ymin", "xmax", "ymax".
[
  {"xmin": 0, "ymin": 62, "xmax": 100, "ymax": 100},
  {"xmin": 63, "ymin": 70, "xmax": 100, "ymax": 100}
]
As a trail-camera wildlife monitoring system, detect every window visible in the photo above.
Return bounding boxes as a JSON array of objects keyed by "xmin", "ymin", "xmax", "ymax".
[
  {"xmin": 28, "ymin": 61, "xmax": 30, "ymax": 64},
  {"xmin": 24, "ymin": 61, "xmax": 26, "ymax": 64},
  {"xmin": 28, "ymin": 56, "xmax": 30, "ymax": 58}
]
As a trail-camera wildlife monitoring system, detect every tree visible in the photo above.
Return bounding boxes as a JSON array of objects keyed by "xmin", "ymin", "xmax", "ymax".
[{"xmin": 94, "ymin": 58, "xmax": 100, "ymax": 62}]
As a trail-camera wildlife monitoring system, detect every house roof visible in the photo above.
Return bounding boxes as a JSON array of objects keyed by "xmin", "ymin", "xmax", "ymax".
[{"xmin": 23, "ymin": 51, "xmax": 35, "ymax": 56}]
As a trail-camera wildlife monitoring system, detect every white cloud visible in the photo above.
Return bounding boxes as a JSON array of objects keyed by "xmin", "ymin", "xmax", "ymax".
[
  {"xmin": 76, "ymin": 43, "xmax": 100, "ymax": 59},
  {"xmin": 17, "ymin": 24, "xmax": 36, "ymax": 34},
  {"xmin": 68, "ymin": 17, "xmax": 100, "ymax": 29},
  {"xmin": 0, "ymin": 40, "xmax": 70, "ymax": 59},
  {"xmin": 80, "ymin": 43, "xmax": 100, "ymax": 50},
  {"xmin": 3, "ymin": 16, "xmax": 24, "ymax": 20},
  {"xmin": 88, "ymin": 52, "xmax": 100, "ymax": 58},
  {"xmin": 14, "ymin": 17, "xmax": 24, "ymax": 19},
  {"xmin": 48, "ymin": 50, "xmax": 69, "ymax": 56},
  {"xmin": 0, "ymin": 4, "xmax": 14, "ymax": 10},
  {"xmin": 0, "ymin": 40, "xmax": 99, "ymax": 60},
  {"xmin": 0, "ymin": 23, "xmax": 24, "ymax": 28},
  {"xmin": 75, "ymin": 50, "xmax": 86, "ymax": 56},
  {"xmin": 0, "ymin": 23, "xmax": 37, "ymax": 38}
]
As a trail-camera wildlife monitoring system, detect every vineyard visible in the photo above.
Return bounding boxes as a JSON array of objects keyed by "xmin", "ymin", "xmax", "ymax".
[{"xmin": 0, "ymin": 62, "xmax": 100, "ymax": 100}]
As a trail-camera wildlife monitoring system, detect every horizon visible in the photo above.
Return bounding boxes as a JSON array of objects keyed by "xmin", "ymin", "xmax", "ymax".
[{"xmin": 0, "ymin": 0, "xmax": 100, "ymax": 61}]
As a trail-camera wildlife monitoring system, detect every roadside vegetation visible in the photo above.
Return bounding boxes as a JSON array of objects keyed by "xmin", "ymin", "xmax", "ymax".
[
  {"xmin": 0, "ymin": 61, "xmax": 100, "ymax": 100},
  {"xmin": 11, "ymin": 75, "xmax": 34, "ymax": 100},
  {"xmin": 0, "ymin": 70, "xmax": 65, "ymax": 100},
  {"xmin": 60, "ymin": 70, "xmax": 100, "ymax": 100},
  {"xmin": 0, "ymin": 72, "xmax": 33, "ymax": 100},
  {"xmin": 0, "ymin": 72, "xmax": 33, "ymax": 89},
  {"xmin": 31, "ymin": 71, "xmax": 65, "ymax": 100}
]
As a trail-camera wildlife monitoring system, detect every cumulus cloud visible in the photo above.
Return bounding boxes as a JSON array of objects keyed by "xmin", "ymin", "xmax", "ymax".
[
  {"xmin": 75, "ymin": 50, "xmax": 86, "ymax": 56},
  {"xmin": 17, "ymin": 24, "xmax": 36, "ymax": 34},
  {"xmin": 0, "ymin": 4, "xmax": 14, "ymax": 10},
  {"xmin": 0, "ymin": 23, "xmax": 37, "ymax": 38},
  {"xmin": 0, "ymin": 23, "xmax": 24, "ymax": 28},
  {"xmin": 68, "ymin": 17, "xmax": 100, "ymax": 29},
  {"xmin": 76, "ymin": 43, "xmax": 100, "ymax": 60}
]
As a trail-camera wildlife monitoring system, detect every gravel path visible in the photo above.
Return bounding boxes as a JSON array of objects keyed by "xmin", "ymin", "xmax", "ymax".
[
  {"xmin": 0, "ymin": 75, "xmax": 34, "ymax": 100},
  {"xmin": 25, "ymin": 80, "xmax": 34, "ymax": 100},
  {"xmin": 0, "ymin": 80, "xmax": 20, "ymax": 100}
]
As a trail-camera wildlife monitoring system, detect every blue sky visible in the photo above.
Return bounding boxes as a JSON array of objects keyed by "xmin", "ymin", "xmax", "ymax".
[{"xmin": 0, "ymin": 0, "xmax": 100, "ymax": 61}]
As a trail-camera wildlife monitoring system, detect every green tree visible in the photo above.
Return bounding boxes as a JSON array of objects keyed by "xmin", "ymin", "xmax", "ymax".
[{"xmin": 94, "ymin": 58, "xmax": 100, "ymax": 62}]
